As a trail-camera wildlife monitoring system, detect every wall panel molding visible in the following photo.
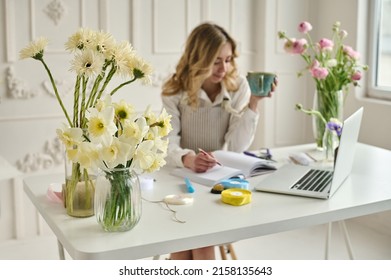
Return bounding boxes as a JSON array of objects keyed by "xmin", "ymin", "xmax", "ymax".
[
  {"xmin": 5, "ymin": 0, "xmax": 17, "ymax": 62},
  {"xmin": 41, "ymin": 0, "xmax": 68, "ymax": 26},
  {"xmin": 152, "ymin": 0, "xmax": 188, "ymax": 54}
]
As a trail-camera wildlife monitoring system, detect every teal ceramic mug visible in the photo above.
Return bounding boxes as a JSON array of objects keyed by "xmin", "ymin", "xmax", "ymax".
[{"xmin": 246, "ymin": 72, "xmax": 276, "ymax": 96}]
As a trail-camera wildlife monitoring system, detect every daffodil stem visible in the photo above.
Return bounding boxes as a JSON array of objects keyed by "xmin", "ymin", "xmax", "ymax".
[{"xmin": 40, "ymin": 59, "xmax": 72, "ymax": 127}]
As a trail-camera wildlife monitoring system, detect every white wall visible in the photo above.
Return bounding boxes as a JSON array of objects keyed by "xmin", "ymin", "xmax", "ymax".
[
  {"xmin": 0, "ymin": 0, "xmax": 274, "ymax": 243},
  {"xmin": 0, "ymin": 0, "xmax": 390, "ymax": 249}
]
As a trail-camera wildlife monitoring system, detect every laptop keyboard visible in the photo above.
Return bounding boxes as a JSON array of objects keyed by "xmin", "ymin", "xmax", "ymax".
[{"xmin": 291, "ymin": 169, "xmax": 333, "ymax": 192}]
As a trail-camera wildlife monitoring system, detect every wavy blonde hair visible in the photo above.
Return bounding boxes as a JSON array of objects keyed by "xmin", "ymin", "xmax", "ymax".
[{"xmin": 162, "ymin": 22, "xmax": 239, "ymax": 107}]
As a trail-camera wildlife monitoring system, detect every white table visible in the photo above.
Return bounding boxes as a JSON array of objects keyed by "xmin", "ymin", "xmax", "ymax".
[{"xmin": 23, "ymin": 143, "xmax": 391, "ymax": 260}]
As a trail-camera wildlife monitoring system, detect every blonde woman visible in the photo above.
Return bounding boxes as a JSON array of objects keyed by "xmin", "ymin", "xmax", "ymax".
[{"xmin": 161, "ymin": 22, "xmax": 276, "ymax": 260}]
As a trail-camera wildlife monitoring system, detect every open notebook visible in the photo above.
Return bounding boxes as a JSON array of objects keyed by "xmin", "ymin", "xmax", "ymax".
[
  {"xmin": 254, "ymin": 107, "xmax": 363, "ymax": 199},
  {"xmin": 170, "ymin": 150, "xmax": 276, "ymax": 187}
]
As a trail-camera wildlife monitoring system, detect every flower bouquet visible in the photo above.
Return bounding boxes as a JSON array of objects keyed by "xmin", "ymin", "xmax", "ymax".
[
  {"xmin": 278, "ymin": 21, "xmax": 368, "ymax": 148},
  {"xmin": 78, "ymin": 96, "xmax": 172, "ymax": 231},
  {"xmin": 20, "ymin": 28, "xmax": 171, "ymax": 222}
]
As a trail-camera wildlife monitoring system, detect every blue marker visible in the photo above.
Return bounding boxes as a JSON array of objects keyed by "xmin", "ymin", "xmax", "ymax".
[{"xmin": 185, "ymin": 178, "xmax": 195, "ymax": 193}]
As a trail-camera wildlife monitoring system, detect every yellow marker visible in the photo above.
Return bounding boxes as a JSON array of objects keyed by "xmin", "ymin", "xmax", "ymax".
[{"xmin": 221, "ymin": 188, "xmax": 251, "ymax": 206}]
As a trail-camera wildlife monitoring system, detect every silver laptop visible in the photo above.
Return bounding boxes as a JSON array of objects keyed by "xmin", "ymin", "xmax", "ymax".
[{"xmin": 255, "ymin": 107, "xmax": 363, "ymax": 199}]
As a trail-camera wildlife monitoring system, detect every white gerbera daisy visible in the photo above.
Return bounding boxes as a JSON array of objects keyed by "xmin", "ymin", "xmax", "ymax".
[
  {"xmin": 65, "ymin": 28, "xmax": 96, "ymax": 51},
  {"xmin": 95, "ymin": 30, "xmax": 116, "ymax": 59},
  {"xmin": 110, "ymin": 41, "xmax": 135, "ymax": 77},
  {"xmin": 19, "ymin": 37, "xmax": 48, "ymax": 60},
  {"xmin": 130, "ymin": 55, "xmax": 153, "ymax": 85},
  {"xmin": 70, "ymin": 49, "xmax": 105, "ymax": 78}
]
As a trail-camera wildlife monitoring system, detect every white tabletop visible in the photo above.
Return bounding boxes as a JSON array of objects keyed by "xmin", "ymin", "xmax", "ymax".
[{"xmin": 23, "ymin": 143, "xmax": 391, "ymax": 259}]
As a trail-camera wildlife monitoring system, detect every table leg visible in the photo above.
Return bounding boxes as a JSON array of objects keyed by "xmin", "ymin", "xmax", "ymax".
[
  {"xmin": 339, "ymin": 220, "xmax": 355, "ymax": 260},
  {"xmin": 57, "ymin": 239, "xmax": 65, "ymax": 260},
  {"xmin": 325, "ymin": 221, "xmax": 355, "ymax": 260},
  {"xmin": 325, "ymin": 222, "xmax": 332, "ymax": 260}
]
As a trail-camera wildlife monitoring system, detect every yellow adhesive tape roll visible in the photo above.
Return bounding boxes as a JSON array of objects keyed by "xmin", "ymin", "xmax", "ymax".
[{"xmin": 221, "ymin": 188, "xmax": 252, "ymax": 206}]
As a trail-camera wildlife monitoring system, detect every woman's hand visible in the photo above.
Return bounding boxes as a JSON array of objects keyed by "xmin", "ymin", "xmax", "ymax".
[{"xmin": 183, "ymin": 151, "xmax": 218, "ymax": 173}]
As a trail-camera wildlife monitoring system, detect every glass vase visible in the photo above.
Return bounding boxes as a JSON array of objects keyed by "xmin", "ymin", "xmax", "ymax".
[
  {"xmin": 322, "ymin": 125, "xmax": 340, "ymax": 162},
  {"xmin": 64, "ymin": 157, "xmax": 96, "ymax": 218},
  {"xmin": 94, "ymin": 167, "xmax": 142, "ymax": 232},
  {"xmin": 312, "ymin": 89, "xmax": 344, "ymax": 149}
]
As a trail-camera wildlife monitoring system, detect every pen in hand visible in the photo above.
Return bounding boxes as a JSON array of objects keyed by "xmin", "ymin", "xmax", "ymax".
[{"xmin": 198, "ymin": 148, "xmax": 222, "ymax": 166}]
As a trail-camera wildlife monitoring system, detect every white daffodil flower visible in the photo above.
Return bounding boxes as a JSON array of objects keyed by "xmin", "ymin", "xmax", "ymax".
[
  {"xmin": 145, "ymin": 153, "xmax": 167, "ymax": 173},
  {"xmin": 114, "ymin": 99, "xmax": 135, "ymax": 123},
  {"xmin": 95, "ymin": 95, "xmax": 112, "ymax": 113},
  {"xmin": 69, "ymin": 142, "xmax": 100, "ymax": 171},
  {"xmin": 56, "ymin": 125, "xmax": 83, "ymax": 149},
  {"xmin": 81, "ymin": 143, "xmax": 101, "ymax": 171},
  {"xmin": 132, "ymin": 140, "xmax": 155, "ymax": 171},
  {"xmin": 120, "ymin": 117, "xmax": 149, "ymax": 146},
  {"xmin": 156, "ymin": 107, "xmax": 173, "ymax": 137},
  {"xmin": 142, "ymin": 105, "xmax": 158, "ymax": 126},
  {"xmin": 87, "ymin": 107, "xmax": 117, "ymax": 146},
  {"xmin": 144, "ymin": 127, "xmax": 168, "ymax": 154},
  {"xmin": 100, "ymin": 137, "xmax": 132, "ymax": 169}
]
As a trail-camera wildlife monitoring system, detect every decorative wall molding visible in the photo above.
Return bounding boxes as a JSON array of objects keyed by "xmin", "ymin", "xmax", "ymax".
[
  {"xmin": 43, "ymin": 0, "xmax": 67, "ymax": 26},
  {"xmin": 16, "ymin": 137, "xmax": 63, "ymax": 173},
  {"xmin": 6, "ymin": 67, "xmax": 39, "ymax": 99},
  {"xmin": 5, "ymin": 66, "xmax": 73, "ymax": 100},
  {"xmin": 42, "ymin": 79, "xmax": 73, "ymax": 98}
]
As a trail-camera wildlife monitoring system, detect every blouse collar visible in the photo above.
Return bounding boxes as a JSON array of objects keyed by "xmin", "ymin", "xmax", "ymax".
[{"xmin": 199, "ymin": 83, "xmax": 231, "ymax": 106}]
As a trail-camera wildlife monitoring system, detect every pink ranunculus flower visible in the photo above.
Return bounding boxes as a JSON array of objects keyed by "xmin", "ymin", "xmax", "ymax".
[
  {"xmin": 310, "ymin": 59, "xmax": 320, "ymax": 69},
  {"xmin": 283, "ymin": 39, "xmax": 295, "ymax": 53},
  {"xmin": 343, "ymin": 45, "xmax": 360, "ymax": 60},
  {"xmin": 318, "ymin": 38, "xmax": 334, "ymax": 51},
  {"xmin": 278, "ymin": 20, "xmax": 368, "ymax": 94},
  {"xmin": 284, "ymin": 38, "xmax": 307, "ymax": 54},
  {"xmin": 310, "ymin": 67, "xmax": 329, "ymax": 80},
  {"xmin": 351, "ymin": 71, "xmax": 362, "ymax": 81},
  {"xmin": 298, "ymin": 21, "xmax": 312, "ymax": 34},
  {"xmin": 292, "ymin": 38, "xmax": 308, "ymax": 54}
]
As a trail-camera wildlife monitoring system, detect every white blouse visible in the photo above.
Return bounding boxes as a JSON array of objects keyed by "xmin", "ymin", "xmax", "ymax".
[{"xmin": 162, "ymin": 75, "xmax": 259, "ymax": 167}]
